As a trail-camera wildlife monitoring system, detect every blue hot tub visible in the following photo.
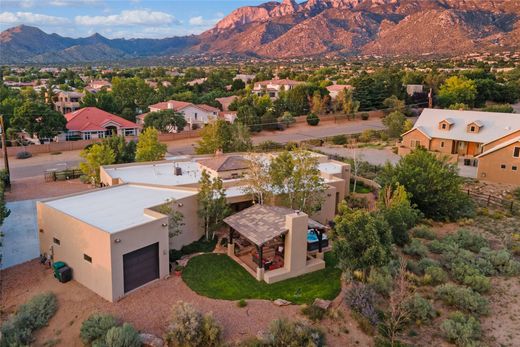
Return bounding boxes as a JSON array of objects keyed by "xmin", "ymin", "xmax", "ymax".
[{"xmin": 307, "ymin": 230, "xmax": 328, "ymax": 251}]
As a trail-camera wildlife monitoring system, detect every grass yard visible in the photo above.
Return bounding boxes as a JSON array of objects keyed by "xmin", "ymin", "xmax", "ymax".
[
  {"xmin": 182, "ymin": 252, "xmax": 341, "ymax": 304},
  {"xmin": 349, "ymin": 181, "xmax": 372, "ymax": 194}
]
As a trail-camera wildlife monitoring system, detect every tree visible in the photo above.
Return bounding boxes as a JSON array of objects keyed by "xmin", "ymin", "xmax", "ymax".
[
  {"xmin": 231, "ymin": 79, "xmax": 246, "ymax": 91},
  {"xmin": 242, "ymin": 153, "xmax": 272, "ymax": 205},
  {"xmin": 382, "ymin": 111, "xmax": 407, "ymax": 138},
  {"xmin": 306, "ymin": 113, "xmax": 320, "ymax": 126},
  {"xmin": 482, "ymin": 104, "xmax": 514, "ymax": 113},
  {"xmin": 269, "ymin": 149, "xmax": 326, "ymax": 215},
  {"xmin": 11, "ymin": 101, "xmax": 66, "ymax": 140},
  {"xmin": 196, "ymin": 120, "xmax": 251, "ymax": 154},
  {"xmin": 438, "ymin": 76, "xmax": 477, "ymax": 108},
  {"xmin": 135, "ymin": 128, "xmax": 167, "ymax": 162},
  {"xmin": 279, "ymin": 111, "xmax": 295, "ymax": 128},
  {"xmin": 378, "ymin": 148, "xmax": 474, "ymax": 221},
  {"xmin": 111, "ymin": 77, "xmax": 155, "ymax": 118},
  {"xmin": 311, "ymin": 91, "xmax": 326, "ymax": 114},
  {"xmin": 197, "ymin": 170, "xmax": 230, "ymax": 240},
  {"xmin": 79, "ymin": 143, "xmax": 116, "ymax": 185},
  {"xmin": 332, "ymin": 204, "xmax": 393, "ymax": 276},
  {"xmin": 335, "ymin": 88, "xmax": 360, "ymax": 119},
  {"xmin": 377, "ymin": 184, "xmax": 421, "ymax": 246},
  {"xmin": 383, "ymin": 96, "xmax": 406, "ymax": 113},
  {"xmin": 230, "ymin": 122, "xmax": 253, "ymax": 152},
  {"xmin": 103, "ymin": 135, "xmax": 135, "ymax": 164},
  {"xmin": 144, "ymin": 109, "xmax": 187, "ymax": 133},
  {"xmin": 236, "ymin": 104, "xmax": 260, "ymax": 131},
  {"xmin": 156, "ymin": 200, "xmax": 185, "ymax": 239}
]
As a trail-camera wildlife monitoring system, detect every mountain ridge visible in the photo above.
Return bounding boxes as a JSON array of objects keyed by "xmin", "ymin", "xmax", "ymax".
[{"xmin": 1, "ymin": 0, "xmax": 520, "ymax": 63}]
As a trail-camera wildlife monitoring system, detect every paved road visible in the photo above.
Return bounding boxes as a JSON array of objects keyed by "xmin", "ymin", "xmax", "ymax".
[
  {"xmin": 1, "ymin": 200, "xmax": 39, "ymax": 269},
  {"xmin": 513, "ymin": 102, "xmax": 520, "ymax": 114}
]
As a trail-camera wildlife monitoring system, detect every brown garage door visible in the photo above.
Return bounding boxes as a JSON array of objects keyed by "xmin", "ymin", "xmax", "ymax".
[{"xmin": 123, "ymin": 243, "xmax": 159, "ymax": 293}]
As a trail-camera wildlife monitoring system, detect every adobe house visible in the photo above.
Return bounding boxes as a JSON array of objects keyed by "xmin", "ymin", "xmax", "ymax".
[{"xmin": 398, "ymin": 108, "xmax": 520, "ymax": 185}]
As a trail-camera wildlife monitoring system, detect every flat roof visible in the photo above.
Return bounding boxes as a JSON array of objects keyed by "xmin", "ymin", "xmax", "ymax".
[
  {"xmin": 318, "ymin": 162, "xmax": 343, "ymax": 175},
  {"xmin": 45, "ymin": 184, "xmax": 197, "ymax": 233},
  {"xmin": 104, "ymin": 161, "xmax": 201, "ymax": 186}
]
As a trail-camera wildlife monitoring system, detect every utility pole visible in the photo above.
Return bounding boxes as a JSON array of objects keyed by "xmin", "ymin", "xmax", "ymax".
[{"xmin": 0, "ymin": 115, "xmax": 11, "ymax": 189}]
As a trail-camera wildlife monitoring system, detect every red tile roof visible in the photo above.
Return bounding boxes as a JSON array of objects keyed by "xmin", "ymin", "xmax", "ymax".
[
  {"xmin": 326, "ymin": 84, "xmax": 353, "ymax": 92},
  {"xmin": 65, "ymin": 107, "xmax": 140, "ymax": 132},
  {"xmin": 148, "ymin": 100, "xmax": 218, "ymax": 113}
]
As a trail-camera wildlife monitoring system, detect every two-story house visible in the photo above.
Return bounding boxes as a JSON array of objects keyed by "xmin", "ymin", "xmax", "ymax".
[
  {"xmin": 54, "ymin": 91, "xmax": 83, "ymax": 114},
  {"xmin": 252, "ymin": 79, "xmax": 304, "ymax": 99},
  {"xmin": 137, "ymin": 100, "xmax": 219, "ymax": 131},
  {"xmin": 399, "ymin": 108, "xmax": 520, "ymax": 185}
]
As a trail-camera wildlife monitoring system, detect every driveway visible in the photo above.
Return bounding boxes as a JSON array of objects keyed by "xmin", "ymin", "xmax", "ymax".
[
  {"xmin": 1, "ymin": 200, "xmax": 39, "ymax": 269},
  {"xmin": 316, "ymin": 146, "xmax": 400, "ymax": 166}
]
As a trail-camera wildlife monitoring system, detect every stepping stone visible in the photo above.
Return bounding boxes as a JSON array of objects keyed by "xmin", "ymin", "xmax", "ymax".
[
  {"xmin": 313, "ymin": 298, "xmax": 331, "ymax": 310},
  {"xmin": 273, "ymin": 299, "xmax": 292, "ymax": 306}
]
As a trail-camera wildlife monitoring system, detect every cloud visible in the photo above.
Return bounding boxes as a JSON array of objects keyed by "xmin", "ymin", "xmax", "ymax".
[
  {"xmin": 75, "ymin": 9, "xmax": 179, "ymax": 26},
  {"xmin": 0, "ymin": 11, "xmax": 69, "ymax": 25},
  {"xmin": 188, "ymin": 14, "xmax": 223, "ymax": 27},
  {"xmin": 49, "ymin": 0, "xmax": 101, "ymax": 6}
]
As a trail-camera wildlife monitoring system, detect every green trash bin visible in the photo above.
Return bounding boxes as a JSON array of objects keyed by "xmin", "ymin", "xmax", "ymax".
[{"xmin": 53, "ymin": 261, "xmax": 66, "ymax": 280}]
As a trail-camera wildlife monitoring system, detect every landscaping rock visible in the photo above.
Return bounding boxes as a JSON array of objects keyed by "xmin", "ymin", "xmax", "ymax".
[
  {"xmin": 313, "ymin": 298, "xmax": 331, "ymax": 310},
  {"xmin": 140, "ymin": 333, "xmax": 163, "ymax": 347},
  {"xmin": 273, "ymin": 299, "xmax": 292, "ymax": 306}
]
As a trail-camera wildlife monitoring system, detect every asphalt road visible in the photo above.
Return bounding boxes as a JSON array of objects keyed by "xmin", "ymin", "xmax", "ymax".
[{"xmin": 8, "ymin": 118, "xmax": 386, "ymax": 179}]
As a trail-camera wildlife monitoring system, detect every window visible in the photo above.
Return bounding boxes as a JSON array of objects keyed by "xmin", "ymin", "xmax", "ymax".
[
  {"xmin": 470, "ymin": 126, "xmax": 475, "ymax": 132},
  {"xmin": 440, "ymin": 141, "xmax": 445, "ymax": 148},
  {"xmin": 513, "ymin": 166, "xmax": 518, "ymax": 171},
  {"xmin": 411, "ymin": 140, "xmax": 420, "ymax": 148},
  {"xmin": 124, "ymin": 129, "xmax": 135, "ymax": 136},
  {"xmin": 514, "ymin": 147, "xmax": 520, "ymax": 158},
  {"xmin": 53, "ymin": 237, "xmax": 60, "ymax": 245},
  {"xmin": 83, "ymin": 132, "xmax": 91, "ymax": 140},
  {"xmin": 501, "ymin": 164, "xmax": 506, "ymax": 169},
  {"xmin": 194, "ymin": 113, "xmax": 198, "ymax": 120},
  {"xmin": 84, "ymin": 254, "xmax": 92, "ymax": 263},
  {"xmin": 441, "ymin": 123, "xmax": 447, "ymax": 129}
]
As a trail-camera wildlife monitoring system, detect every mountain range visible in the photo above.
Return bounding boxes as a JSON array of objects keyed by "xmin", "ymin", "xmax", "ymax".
[{"xmin": 2, "ymin": 0, "xmax": 520, "ymax": 64}]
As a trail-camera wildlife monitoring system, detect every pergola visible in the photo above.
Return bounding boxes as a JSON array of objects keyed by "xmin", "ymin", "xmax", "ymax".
[{"xmin": 224, "ymin": 205, "xmax": 327, "ymax": 269}]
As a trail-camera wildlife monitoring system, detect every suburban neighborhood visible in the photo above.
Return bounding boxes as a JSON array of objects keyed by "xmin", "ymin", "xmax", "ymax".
[{"xmin": 1, "ymin": 1, "xmax": 520, "ymax": 347}]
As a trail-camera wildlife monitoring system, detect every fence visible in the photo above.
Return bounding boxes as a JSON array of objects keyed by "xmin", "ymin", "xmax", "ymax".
[
  {"xmin": 44, "ymin": 168, "xmax": 82, "ymax": 182},
  {"xmin": 465, "ymin": 189, "xmax": 520, "ymax": 215}
]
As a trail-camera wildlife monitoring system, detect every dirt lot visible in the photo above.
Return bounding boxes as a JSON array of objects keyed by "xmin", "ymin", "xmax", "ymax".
[
  {"xmin": 0, "ymin": 259, "xmax": 371, "ymax": 347},
  {"xmin": 5, "ymin": 177, "xmax": 93, "ymax": 202}
]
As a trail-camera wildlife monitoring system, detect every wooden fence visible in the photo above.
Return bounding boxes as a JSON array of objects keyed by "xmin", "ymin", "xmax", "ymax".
[{"xmin": 465, "ymin": 189, "xmax": 519, "ymax": 215}]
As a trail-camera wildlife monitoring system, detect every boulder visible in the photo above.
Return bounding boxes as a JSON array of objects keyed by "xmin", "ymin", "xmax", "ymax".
[
  {"xmin": 140, "ymin": 333, "xmax": 163, "ymax": 347},
  {"xmin": 273, "ymin": 299, "xmax": 292, "ymax": 306},
  {"xmin": 313, "ymin": 298, "xmax": 331, "ymax": 310}
]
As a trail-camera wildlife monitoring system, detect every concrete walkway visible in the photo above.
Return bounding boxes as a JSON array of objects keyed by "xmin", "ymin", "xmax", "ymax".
[{"xmin": 1, "ymin": 199, "xmax": 39, "ymax": 269}]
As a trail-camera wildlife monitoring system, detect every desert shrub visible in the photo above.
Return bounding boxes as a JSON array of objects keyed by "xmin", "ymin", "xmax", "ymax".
[
  {"xmin": 403, "ymin": 238, "xmax": 428, "ymax": 258},
  {"xmin": 361, "ymin": 112, "xmax": 370, "ymax": 120},
  {"xmin": 80, "ymin": 314, "xmax": 118, "ymax": 345},
  {"xmin": 306, "ymin": 113, "xmax": 320, "ymax": 126},
  {"xmin": 417, "ymin": 258, "xmax": 440, "ymax": 273},
  {"xmin": 450, "ymin": 261, "xmax": 482, "ymax": 280},
  {"xmin": 406, "ymin": 260, "xmax": 421, "ymax": 276},
  {"xmin": 165, "ymin": 301, "xmax": 222, "ymax": 347},
  {"xmin": 359, "ymin": 129, "xmax": 374, "ymax": 143},
  {"xmin": 441, "ymin": 312, "xmax": 481, "ymax": 347},
  {"xmin": 478, "ymin": 247, "xmax": 520, "ymax": 276},
  {"xmin": 461, "ymin": 274, "xmax": 491, "ymax": 294},
  {"xmin": 412, "ymin": 226, "xmax": 436, "ymax": 240},
  {"xmin": 424, "ymin": 266, "xmax": 449, "ymax": 285},
  {"xmin": 446, "ymin": 229, "xmax": 488, "ymax": 253},
  {"xmin": 428, "ymin": 239, "xmax": 453, "ymax": 254},
  {"xmin": 301, "ymin": 304, "xmax": 326, "ymax": 322},
  {"xmin": 331, "ymin": 134, "xmax": 347, "ymax": 145},
  {"xmin": 345, "ymin": 195, "xmax": 369, "ymax": 209},
  {"xmin": 405, "ymin": 294, "xmax": 435, "ymax": 324},
  {"xmin": 0, "ymin": 292, "xmax": 58, "ymax": 347},
  {"xmin": 435, "ymin": 284, "xmax": 489, "ymax": 315},
  {"xmin": 265, "ymin": 319, "xmax": 325, "ymax": 347},
  {"xmin": 16, "ymin": 151, "xmax": 32, "ymax": 159},
  {"xmin": 367, "ymin": 267, "xmax": 393, "ymax": 297},
  {"xmin": 105, "ymin": 323, "xmax": 141, "ymax": 347},
  {"xmin": 345, "ymin": 284, "xmax": 378, "ymax": 325},
  {"xmin": 237, "ymin": 299, "xmax": 247, "ymax": 308}
]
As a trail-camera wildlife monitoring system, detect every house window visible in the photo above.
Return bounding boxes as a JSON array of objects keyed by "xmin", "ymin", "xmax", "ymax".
[
  {"xmin": 441, "ymin": 123, "xmax": 447, "ymax": 129},
  {"xmin": 83, "ymin": 132, "xmax": 91, "ymax": 140},
  {"xmin": 53, "ymin": 237, "xmax": 60, "ymax": 245},
  {"xmin": 501, "ymin": 164, "xmax": 506, "ymax": 169},
  {"xmin": 84, "ymin": 254, "xmax": 92, "ymax": 263},
  {"xmin": 411, "ymin": 140, "xmax": 420, "ymax": 148},
  {"xmin": 194, "ymin": 113, "xmax": 198, "ymax": 120},
  {"xmin": 124, "ymin": 129, "xmax": 135, "ymax": 136},
  {"xmin": 514, "ymin": 147, "xmax": 520, "ymax": 158},
  {"xmin": 470, "ymin": 126, "xmax": 475, "ymax": 132},
  {"xmin": 440, "ymin": 141, "xmax": 445, "ymax": 148},
  {"xmin": 513, "ymin": 166, "xmax": 518, "ymax": 171}
]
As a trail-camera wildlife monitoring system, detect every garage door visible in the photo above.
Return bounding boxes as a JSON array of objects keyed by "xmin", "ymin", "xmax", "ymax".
[{"xmin": 123, "ymin": 243, "xmax": 159, "ymax": 293}]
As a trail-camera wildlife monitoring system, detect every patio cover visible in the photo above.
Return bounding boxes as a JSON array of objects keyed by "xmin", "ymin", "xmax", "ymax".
[{"xmin": 224, "ymin": 204, "xmax": 326, "ymax": 246}]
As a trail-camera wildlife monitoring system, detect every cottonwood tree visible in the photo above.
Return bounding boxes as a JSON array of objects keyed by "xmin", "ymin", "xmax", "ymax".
[
  {"xmin": 135, "ymin": 128, "xmax": 167, "ymax": 162},
  {"xmin": 144, "ymin": 110, "xmax": 187, "ymax": 133},
  {"xmin": 335, "ymin": 88, "xmax": 360, "ymax": 119},
  {"xmin": 269, "ymin": 149, "xmax": 325, "ymax": 215},
  {"xmin": 438, "ymin": 76, "xmax": 477, "ymax": 108},
  {"xmin": 382, "ymin": 111, "xmax": 407, "ymax": 138},
  {"xmin": 103, "ymin": 135, "xmax": 136, "ymax": 164},
  {"xmin": 242, "ymin": 153, "xmax": 272, "ymax": 205},
  {"xmin": 197, "ymin": 170, "xmax": 230, "ymax": 240},
  {"xmin": 79, "ymin": 143, "xmax": 116, "ymax": 185},
  {"xmin": 196, "ymin": 120, "xmax": 252, "ymax": 155},
  {"xmin": 11, "ymin": 101, "xmax": 66, "ymax": 141}
]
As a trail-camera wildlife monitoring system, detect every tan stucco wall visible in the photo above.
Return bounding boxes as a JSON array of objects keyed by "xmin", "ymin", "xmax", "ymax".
[
  {"xmin": 399, "ymin": 129, "xmax": 431, "ymax": 155},
  {"xmin": 109, "ymin": 219, "xmax": 170, "ymax": 302},
  {"xmin": 483, "ymin": 130, "xmax": 520, "ymax": 152},
  {"xmin": 37, "ymin": 202, "xmax": 114, "ymax": 301},
  {"xmin": 477, "ymin": 142, "xmax": 520, "ymax": 186},
  {"xmin": 430, "ymin": 138, "xmax": 454, "ymax": 154}
]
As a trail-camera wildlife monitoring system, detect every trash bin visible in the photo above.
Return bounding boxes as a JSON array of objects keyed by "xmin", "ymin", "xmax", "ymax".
[{"xmin": 52, "ymin": 261, "xmax": 72, "ymax": 283}]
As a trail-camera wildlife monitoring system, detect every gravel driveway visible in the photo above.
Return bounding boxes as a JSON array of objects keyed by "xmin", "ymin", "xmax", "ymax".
[{"xmin": 316, "ymin": 146, "xmax": 400, "ymax": 166}]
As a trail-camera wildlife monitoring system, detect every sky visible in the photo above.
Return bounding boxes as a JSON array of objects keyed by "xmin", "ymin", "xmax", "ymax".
[{"xmin": 0, "ymin": 0, "xmax": 270, "ymax": 39}]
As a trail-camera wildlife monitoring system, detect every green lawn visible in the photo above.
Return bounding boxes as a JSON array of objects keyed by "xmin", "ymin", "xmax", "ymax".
[
  {"xmin": 182, "ymin": 252, "xmax": 341, "ymax": 304},
  {"xmin": 349, "ymin": 181, "xmax": 372, "ymax": 194}
]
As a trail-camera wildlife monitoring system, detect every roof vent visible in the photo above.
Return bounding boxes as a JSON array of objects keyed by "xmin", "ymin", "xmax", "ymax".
[{"xmin": 174, "ymin": 166, "xmax": 182, "ymax": 176}]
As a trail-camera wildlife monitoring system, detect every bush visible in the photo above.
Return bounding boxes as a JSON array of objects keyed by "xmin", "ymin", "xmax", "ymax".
[
  {"xmin": 0, "ymin": 292, "xmax": 58, "ymax": 346},
  {"xmin": 16, "ymin": 151, "xmax": 32, "ymax": 159},
  {"xmin": 165, "ymin": 301, "xmax": 222, "ymax": 347},
  {"xmin": 169, "ymin": 236, "xmax": 218, "ymax": 262},
  {"xmin": 441, "ymin": 312, "xmax": 481, "ymax": 347},
  {"xmin": 331, "ymin": 134, "xmax": 347, "ymax": 145},
  {"xmin": 80, "ymin": 314, "xmax": 118, "ymax": 345},
  {"xmin": 446, "ymin": 229, "xmax": 488, "ymax": 253},
  {"xmin": 412, "ymin": 226, "xmax": 436, "ymax": 240},
  {"xmin": 306, "ymin": 113, "xmax": 320, "ymax": 126},
  {"xmin": 300, "ymin": 304, "xmax": 326, "ymax": 322},
  {"xmin": 478, "ymin": 247, "xmax": 520, "ymax": 276},
  {"xmin": 405, "ymin": 294, "xmax": 435, "ymax": 324},
  {"xmin": 361, "ymin": 112, "xmax": 369, "ymax": 120},
  {"xmin": 461, "ymin": 274, "xmax": 491, "ymax": 294},
  {"xmin": 417, "ymin": 258, "xmax": 440, "ymax": 272},
  {"xmin": 105, "ymin": 323, "xmax": 141, "ymax": 347},
  {"xmin": 265, "ymin": 319, "xmax": 325, "ymax": 347},
  {"xmin": 358, "ymin": 129, "xmax": 374, "ymax": 143},
  {"xmin": 403, "ymin": 239, "xmax": 428, "ymax": 258},
  {"xmin": 237, "ymin": 299, "xmax": 247, "ymax": 308},
  {"xmin": 367, "ymin": 267, "xmax": 393, "ymax": 297},
  {"xmin": 435, "ymin": 284, "xmax": 489, "ymax": 315},
  {"xmin": 406, "ymin": 260, "xmax": 421, "ymax": 276},
  {"xmin": 424, "ymin": 266, "xmax": 448, "ymax": 285},
  {"xmin": 345, "ymin": 284, "xmax": 378, "ymax": 325},
  {"xmin": 345, "ymin": 195, "xmax": 369, "ymax": 209}
]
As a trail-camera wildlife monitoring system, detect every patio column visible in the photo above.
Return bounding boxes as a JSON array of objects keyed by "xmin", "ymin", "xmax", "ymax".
[
  {"xmin": 255, "ymin": 244, "xmax": 265, "ymax": 281},
  {"xmin": 227, "ymin": 227, "xmax": 235, "ymax": 257}
]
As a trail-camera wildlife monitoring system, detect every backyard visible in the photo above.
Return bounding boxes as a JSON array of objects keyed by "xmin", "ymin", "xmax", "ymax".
[{"xmin": 182, "ymin": 252, "xmax": 341, "ymax": 304}]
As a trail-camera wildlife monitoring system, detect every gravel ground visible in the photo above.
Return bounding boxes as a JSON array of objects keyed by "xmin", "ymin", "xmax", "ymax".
[{"xmin": 5, "ymin": 177, "xmax": 93, "ymax": 202}]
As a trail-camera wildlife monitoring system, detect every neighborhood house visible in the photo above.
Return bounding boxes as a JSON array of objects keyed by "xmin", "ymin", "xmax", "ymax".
[
  {"xmin": 252, "ymin": 79, "xmax": 304, "ymax": 99},
  {"xmin": 37, "ymin": 153, "xmax": 351, "ymax": 301},
  {"xmin": 54, "ymin": 91, "xmax": 83, "ymax": 114},
  {"xmin": 399, "ymin": 108, "xmax": 520, "ymax": 185}
]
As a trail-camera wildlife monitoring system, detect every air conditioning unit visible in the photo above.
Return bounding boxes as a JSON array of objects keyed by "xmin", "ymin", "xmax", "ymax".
[{"xmin": 174, "ymin": 167, "xmax": 182, "ymax": 176}]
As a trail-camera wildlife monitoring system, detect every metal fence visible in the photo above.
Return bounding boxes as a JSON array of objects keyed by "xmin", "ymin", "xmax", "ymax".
[
  {"xmin": 465, "ymin": 189, "xmax": 520, "ymax": 215},
  {"xmin": 44, "ymin": 168, "xmax": 82, "ymax": 182}
]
